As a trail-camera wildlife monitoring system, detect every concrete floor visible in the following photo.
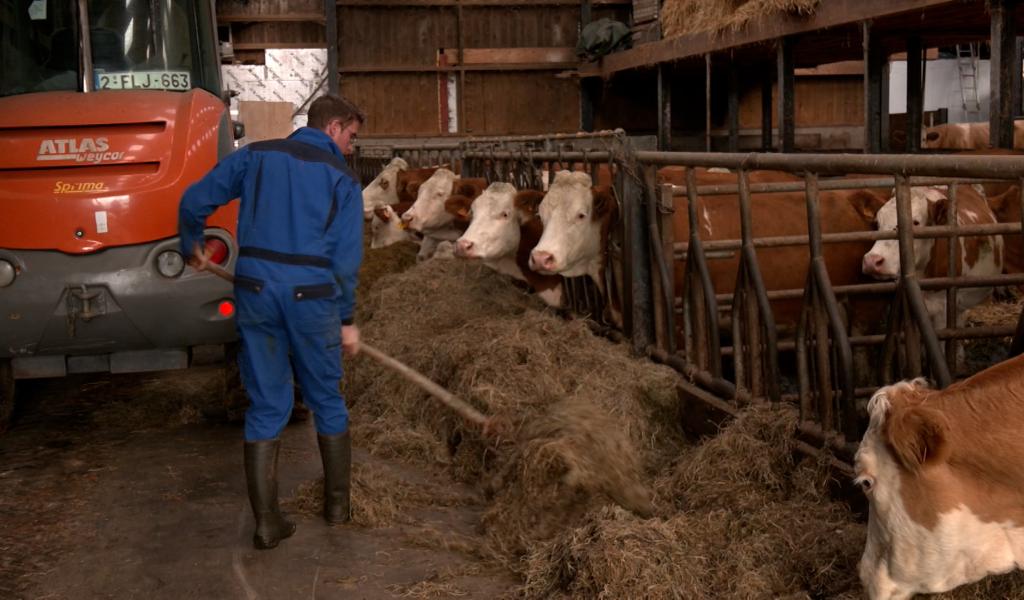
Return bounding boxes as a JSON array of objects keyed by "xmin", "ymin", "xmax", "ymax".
[{"xmin": 0, "ymin": 367, "xmax": 518, "ymax": 600}]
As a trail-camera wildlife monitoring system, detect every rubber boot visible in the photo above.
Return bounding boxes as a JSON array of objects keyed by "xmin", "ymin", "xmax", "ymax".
[
  {"xmin": 244, "ymin": 439, "xmax": 297, "ymax": 549},
  {"xmin": 317, "ymin": 431, "xmax": 352, "ymax": 524}
]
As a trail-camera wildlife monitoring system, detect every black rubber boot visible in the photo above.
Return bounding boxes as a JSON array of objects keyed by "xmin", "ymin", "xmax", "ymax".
[
  {"xmin": 244, "ymin": 439, "xmax": 297, "ymax": 549},
  {"xmin": 317, "ymin": 431, "xmax": 352, "ymax": 525}
]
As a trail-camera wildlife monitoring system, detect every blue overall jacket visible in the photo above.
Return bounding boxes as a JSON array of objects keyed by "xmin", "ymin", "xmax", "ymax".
[{"xmin": 178, "ymin": 127, "xmax": 362, "ymax": 324}]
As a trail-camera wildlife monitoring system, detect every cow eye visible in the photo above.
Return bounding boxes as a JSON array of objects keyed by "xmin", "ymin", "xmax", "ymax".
[
  {"xmin": 500, "ymin": 211, "xmax": 509, "ymax": 219},
  {"xmin": 856, "ymin": 475, "xmax": 874, "ymax": 494},
  {"xmin": 576, "ymin": 212, "xmax": 587, "ymax": 220},
  {"xmin": 913, "ymin": 220, "xmax": 920, "ymax": 226}
]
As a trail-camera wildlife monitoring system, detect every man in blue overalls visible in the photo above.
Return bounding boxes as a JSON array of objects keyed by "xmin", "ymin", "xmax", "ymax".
[{"xmin": 179, "ymin": 95, "xmax": 364, "ymax": 549}]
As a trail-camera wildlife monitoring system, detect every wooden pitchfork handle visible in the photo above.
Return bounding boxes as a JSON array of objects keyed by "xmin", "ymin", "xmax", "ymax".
[
  {"xmin": 359, "ymin": 343, "xmax": 493, "ymax": 431},
  {"xmin": 202, "ymin": 261, "xmax": 494, "ymax": 432}
]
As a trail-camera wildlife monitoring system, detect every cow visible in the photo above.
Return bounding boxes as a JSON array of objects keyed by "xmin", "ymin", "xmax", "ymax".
[
  {"xmin": 861, "ymin": 185, "xmax": 1004, "ymax": 329},
  {"xmin": 369, "ymin": 202, "xmax": 414, "ymax": 249},
  {"xmin": 529, "ymin": 169, "xmax": 889, "ymax": 333},
  {"xmin": 855, "ymin": 356, "xmax": 1024, "ymax": 599},
  {"xmin": 922, "ymin": 120, "xmax": 1024, "ymax": 150},
  {"xmin": 361, "ymin": 157, "xmax": 439, "ymax": 219},
  {"xmin": 400, "ymin": 168, "xmax": 487, "ymax": 261},
  {"xmin": 450, "ymin": 182, "xmax": 563, "ymax": 307}
]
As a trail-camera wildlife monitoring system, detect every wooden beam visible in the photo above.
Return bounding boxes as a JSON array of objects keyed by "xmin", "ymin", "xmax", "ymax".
[
  {"xmin": 728, "ymin": 58, "xmax": 739, "ymax": 152},
  {"xmin": 705, "ymin": 54, "xmax": 712, "ymax": 152},
  {"xmin": 761, "ymin": 70, "xmax": 773, "ymax": 151},
  {"xmin": 658, "ymin": 63, "xmax": 671, "ymax": 150},
  {"xmin": 991, "ymin": 0, "xmax": 1017, "ymax": 148},
  {"xmin": 580, "ymin": 1, "xmax": 594, "ymax": 132},
  {"xmin": 217, "ymin": 14, "xmax": 325, "ymax": 23},
  {"xmin": 338, "ymin": 63, "xmax": 575, "ymax": 73},
  {"xmin": 863, "ymin": 21, "xmax": 883, "ymax": 153},
  {"xmin": 325, "ymin": 0, "xmax": 338, "ymax": 94},
  {"xmin": 582, "ymin": 0, "xmax": 958, "ymax": 77},
  {"xmin": 440, "ymin": 47, "xmax": 576, "ymax": 65},
  {"xmin": 796, "ymin": 60, "xmax": 863, "ymax": 77},
  {"xmin": 777, "ymin": 37, "xmax": 795, "ymax": 153},
  {"xmin": 233, "ymin": 42, "xmax": 327, "ymax": 50},
  {"xmin": 338, "ymin": 0, "xmax": 629, "ymax": 5},
  {"xmin": 905, "ymin": 36, "xmax": 922, "ymax": 152}
]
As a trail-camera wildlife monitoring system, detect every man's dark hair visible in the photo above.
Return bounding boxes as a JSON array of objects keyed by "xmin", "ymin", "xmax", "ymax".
[{"xmin": 307, "ymin": 95, "xmax": 366, "ymax": 129}]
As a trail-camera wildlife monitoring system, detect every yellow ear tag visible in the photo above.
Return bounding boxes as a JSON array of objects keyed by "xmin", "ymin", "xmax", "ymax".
[{"xmin": 398, "ymin": 221, "xmax": 408, "ymax": 230}]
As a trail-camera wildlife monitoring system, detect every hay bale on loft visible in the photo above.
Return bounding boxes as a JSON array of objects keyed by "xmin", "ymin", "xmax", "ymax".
[{"xmin": 660, "ymin": 0, "xmax": 819, "ymax": 39}]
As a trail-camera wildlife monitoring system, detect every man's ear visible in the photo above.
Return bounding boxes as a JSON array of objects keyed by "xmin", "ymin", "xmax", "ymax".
[
  {"xmin": 444, "ymin": 194, "xmax": 474, "ymax": 222},
  {"xmin": 513, "ymin": 190, "xmax": 545, "ymax": 223}
]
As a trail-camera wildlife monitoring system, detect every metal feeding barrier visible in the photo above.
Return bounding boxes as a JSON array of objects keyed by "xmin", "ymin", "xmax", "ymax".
[{"xmin": 356, "ymin": 134, "xmax": 1024, "ymax": 467}]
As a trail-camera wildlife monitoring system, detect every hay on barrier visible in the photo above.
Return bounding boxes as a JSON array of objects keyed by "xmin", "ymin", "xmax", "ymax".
[{"xmin": 661, "ymin": 0, "xmax": 819, "ymax": 39}]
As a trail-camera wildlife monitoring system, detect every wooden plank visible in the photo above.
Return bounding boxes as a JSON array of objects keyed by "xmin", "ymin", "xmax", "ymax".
[
  {"xmin": 217, "ymin": 13, "xmax": 325, "ymax": 23},
  {"xmin": 905, "ymin": 36, "xmax": 922, "ymax": 152},
  {"xmin": 583, "ymin": 0, "xmax": 959, "ymax": 76},
  {"xmin": 326, "ymin": 0, "xmax": 338, "ymax": 94},
  {"xmin": 727, "ymin": 59, "xmax": 739, "ymax": 152},
  {"xmin": 238, "ymin": 101, "xmax": 295, "ymax": 142},
  {"xmin": 657, "ymin": 63, "xmax": 671, "ymax": 150},
  {"xmin": 338, "ymin": 0, "xmax": 629, "ymax": 5},
  {"xmin": 233, "ymin": 42, "xmax": 327, "ymax": 50},
  {"xmin": 761, "ymin": 72, "xmax": 773, "ymax": 150},
  {"xmin": 338, "ymin": 63, "xmax": 575, "ymax": 73},
  {"xmin": 796, "ymin": 60, "xmax": 863, "ymax": 77},
  {"xmin": 777, "ymin": 37, "xmax": 795, "ymax": 153},
  {"xmin": 440, "ymin": 47, "xmax": 576, "ymax": 65},
  {"xmin": 863, "ymin": 21, "xmax": 883, "ymax": 153}
]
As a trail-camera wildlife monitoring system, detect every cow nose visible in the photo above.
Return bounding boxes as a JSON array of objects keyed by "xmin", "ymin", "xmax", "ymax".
[
  {"xmin": 530, "ymin": 250, "xmax": 556, "ymax": 272},
  {"xmin": 455, "ymin": 239, "xmax": 473, "ymax": 257},
  {"xmin": 401, "ymin": 212, "xmax": 413, "ymax": 223},
  {"xmin": 862, "ymin": 253, "xmax": 884, "ymax": 275}
]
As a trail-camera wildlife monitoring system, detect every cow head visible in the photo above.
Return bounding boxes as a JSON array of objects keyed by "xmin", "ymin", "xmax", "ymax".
[
  {"xmin": 362, "ymin": 157, "xmax": 409, "ymax": 220},
  {"xmin": 401, "ymin": 169, "xmax": 485, "ymax": 233},
  {"xmin": 921, "ymin": 127, "xmax": 943, "ymax": 149},
  {"xmin": 862, "ymin": 187, "xmax": 948, "ymax": 280},
  {"xmin": 529, "ymin": 171, "xmax": 617, "ymax": 283},
  {"xmin": 856, "ymin": 378, "xmax": 959, "ymax": 599},
  {"xmin": 455, "ymin": 183, "xmax": 543, "ymax": 260},
  {"xmin": 369, "ymin": 205, "xmax": 412, "ymax": 249}
]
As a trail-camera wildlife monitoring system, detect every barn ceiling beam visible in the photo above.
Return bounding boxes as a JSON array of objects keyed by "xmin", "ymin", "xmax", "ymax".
[
  {"xmin": 580, "ymin": 0, "xmax": 962, "ymax": 77},
  {"xmin": 337, "ymin": 0, "xmax": 629, "ymax": 6}
]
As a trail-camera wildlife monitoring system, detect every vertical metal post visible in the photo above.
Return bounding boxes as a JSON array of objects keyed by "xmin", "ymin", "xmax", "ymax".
[
  {"xmin": 990, "ymin": 0, "xmax": 1018, "ymax": 149},
  {"xmin": 863, "ymin": 21, "xmax": 883, "ymax": 153},
  {"xmin": 777, "ymin": 37, "xmax": 795, "ymax": 153},
  {"xmin": 325, "ymin": 0, "xmax": 338, "ymax": 95},
  {"xmin": 705, "ymin": 54, "xmax": 713, "ymax": 152},
  {"xmin": 881, "ymin": 57, "xmax": 891, "ymax": 151},
  {"xmin": 761, "ymin": 69, "xmax": 773, "ymax": 151},
  {"xmin": 658, "ymin": 64, "xmax": 672, "ymax": 151},
  {"xmin": 623, "ymin": 170, "xmax": 653, "ymax": 355},
  {"xmin": 728, "ymin": 57, "xmax": 740, "ymax": 152},
  {"xmin": 905, "ymin": 36, "xmax": 923, "ymax": 152}
]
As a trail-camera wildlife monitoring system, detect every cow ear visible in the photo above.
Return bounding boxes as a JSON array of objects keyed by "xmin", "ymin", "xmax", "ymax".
[
  {"xmin": 591, "ymin": 186, "xmax": 617, "ymax": 221},
  {"xmin": 514, "ymin": 190, "xmax": 545, "ymax": 222},
  {"xmin": 455, "ymin": 180, "xmax": 485, "ymax": 200},
  {"xmin": 848, "ymin": 190, "xmax": 887, "ymax": 224},
  {"xmin": 444, "ymin": 194, "xmax": 473, "ymax": 222},
  {"xmin": 927, "ymin": 192, "xmax": 949, "ymax": 225},
  {"xmin": 925, "ymin": 131, "xmax": 940, "ymax": 142},
  {"xmin": 885, "ymin": 399, "xmax": 951, "ymax": 471},
  {"xmin": 373, "ymin": 206, "xmax": 390, "ymax": 222},
  {"xmin": 986, "ymin": 184, "xmax": 1019, "ymax": 215}
]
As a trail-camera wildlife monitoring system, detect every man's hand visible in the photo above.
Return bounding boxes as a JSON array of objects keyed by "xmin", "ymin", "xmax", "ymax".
[
  {"xmin": 188, "ymin": 243, "xmax": 213, "ymax": 272},
  {"xmin": 341, "ymin": 324, "xmax": 360, "ymax": 357}
]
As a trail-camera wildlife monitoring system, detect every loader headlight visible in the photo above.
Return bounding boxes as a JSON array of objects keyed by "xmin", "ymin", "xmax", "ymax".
[
  {"xmin": 156, "ymin": 250, "xmax": 185, "ymax": 278},
  {"xmin": 0, "ymin": 260, "xmax": 15, "ymax": 287}
]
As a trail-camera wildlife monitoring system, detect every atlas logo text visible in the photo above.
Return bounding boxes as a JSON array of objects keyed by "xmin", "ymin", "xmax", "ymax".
[{"xmin": 37, "ymin": 138, "xmax": 125, "ymax": 163}]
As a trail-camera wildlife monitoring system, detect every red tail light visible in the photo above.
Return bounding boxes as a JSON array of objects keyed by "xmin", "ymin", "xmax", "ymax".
[{"xmin": 204, "ymin": 237, "xmax": 229, "ymax": 265}]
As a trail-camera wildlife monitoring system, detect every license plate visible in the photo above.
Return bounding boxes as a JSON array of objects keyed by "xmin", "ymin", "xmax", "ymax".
[{"xmin": 97, "ymin": 71, "xmax": 192, "ymax": 92}]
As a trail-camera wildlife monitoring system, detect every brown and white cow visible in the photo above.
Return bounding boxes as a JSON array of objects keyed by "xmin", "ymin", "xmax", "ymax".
[
  {"xmin": 922, "ymin": 120, "xmax": 1024, "ymax": 150},
  {"xmin": 400, "ymin": 168, "xmax": 487, "ymax": 261},
  {"xmin": 861, "ymin": 185, "xmax": 1004, "ymax": 328},
  {"xmin": 361, "ymin": 157, "xmax": 439, "ymax": 220},
  {"xmin": 855, "ymin": 356, "xmax": 1024, "ymax": 599},
  {"xmin": 369, "ymin": 201, "xmax": 414, "ymax": 249},
  {"xmin": 529, "ymin": 169, "xmax": 888, "ymax": 332},
  {"xmin": 450, "ymin": 182, "xmax": 563, "ymax": 307}
]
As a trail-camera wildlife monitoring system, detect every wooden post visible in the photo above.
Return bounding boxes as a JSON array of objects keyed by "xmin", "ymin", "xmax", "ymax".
[
  {"xmin": 325, "ymin": 0, "xmax": 338, "ymax": 95},
  {"xmin": 456, "ymin": 2, "xmax": 466, "ymax": 133},
  {"xmin": 705, "ymin": 54, "xmax": 712, "ymax": 152},
  {"xmin": 905, "ymin": 36, "xmax": 923, "ymax": 152},
  {"xmin": 657, "ymin": 63, "xmax": 672, "ymax": 150},
  {"xmin": 777, "ymin": 37, "xmax": 795, "ymax": 153},
  {"xmin": 990, "ymin": 0, "xmax": 1017, "ymax": 149},
  {"xmin": 580, "ymin": 0, "xmax": 594, "ymax": 131},
  {"xmin": 863, "ymin": 21, "xmax": 884, "ymax": 153},
  {"xmin": 728, "ymin": 57, "xmax": 740, "ymax": 152},
  {"xmin": 761, "ymin": 69, "xmax": 773, "ymax": 151}
]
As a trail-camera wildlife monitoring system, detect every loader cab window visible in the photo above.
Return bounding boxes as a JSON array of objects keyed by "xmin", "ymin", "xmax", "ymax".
[{"xmin": 1, "ymin": 0, "xmax": 220, "ymax": 97}]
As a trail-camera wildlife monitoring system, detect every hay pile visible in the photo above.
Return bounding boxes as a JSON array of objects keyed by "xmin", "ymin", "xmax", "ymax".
[{"xmin": 661, "ymin": 0, "xmax": 819, "ymax": 39}]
